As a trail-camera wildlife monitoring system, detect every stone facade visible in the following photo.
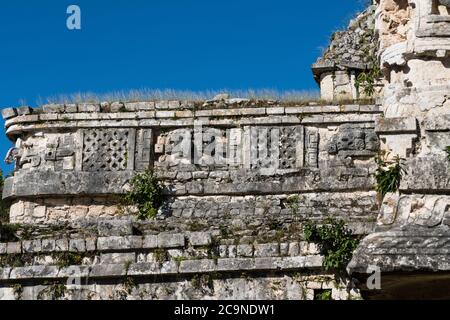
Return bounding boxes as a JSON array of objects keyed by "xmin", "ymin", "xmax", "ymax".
[
  {"xmin": 0, "ymin": 99, "xmax": 381, "ymax": 300},
  {"xmin": 345, "ymin": 0, "xmax": 450, "ymax": 300},
  {"xmin": 312, "ymin": 4, "xmax": 383, "ymax": 101},
  {"xmin": 1, "ymin": 0, "xmax": 450, "ymax": 300}
]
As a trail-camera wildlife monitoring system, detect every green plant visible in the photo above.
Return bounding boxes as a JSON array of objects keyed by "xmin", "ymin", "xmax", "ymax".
[
  {"xmin": 304, "ymin": 218, "xmax": 360, "ymax": 272},
  {"xmin": 124, "ymin": 169, "xmax": 164, "ymax": 220},
  {"xmin": 122, "ymin": 277, "xmax": 137, "ymax": 295},
  {"xmin": 0, "ymin": 223, "xmax": 20, "ymax": 242},
  {"xmin": 315, "ymin": 289, "xmax": 333, "ymax": 301},
  {"xmin": 375, "ymin": 155, "xmax": 407, "ymax": 197},
  {"xmin": 37, "ymin": 282, "xmax": 68, "ymax": 300},
  {"xmin": 53, "ymin": 252, "xmax": 84, "ymax": 268},
  {"xmin": 12, "ymin": 284, "xmax": 23, "ymax": 300},
  {"xmin": 355, "ymin": 65, "xmax": 381, "ymax": 97},
  {"xmin": 285, "ymin": 195, "xmax": 300, "ymax": 214},
  {"xmin": 446, "ymin": 146, "xmax": 450, "ymax": 161}
]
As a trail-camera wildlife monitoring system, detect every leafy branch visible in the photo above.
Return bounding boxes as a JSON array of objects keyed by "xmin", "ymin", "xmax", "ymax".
[
  {"xmin": 375, "ymin": 155, "xmax": 407, "ymax": 197},
  {"xmin": 124, "ymin": 169, "xmax": 165, "ymax": 220},
  {"xmin": 304, "ymin": 218, "xmax": 361, "ymax": 273}
]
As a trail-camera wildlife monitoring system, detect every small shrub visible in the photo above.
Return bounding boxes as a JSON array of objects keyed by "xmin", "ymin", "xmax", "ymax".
[
  {"xmin": 54, "ymin": 252, "xmax": 84, "ymax": 268},
  {"xmin": 304, "ymin": 218, "xmax": 360, "ymax": 272},
  {"xmin": 0, "ymin": 223, "xmax": 20, "ymax": 242},
  {"xmin": 124, "ymin": 169, "xmax": 164, "ymax": 220},
  {"xmin": 315, "ymin": 289, "xmax": 333, "ymax": 301},
  {"xmin": 37, "ymin": 282, "xmax": 68, "ymax": 300},
  {"xmin": 375, "ymin": 155, "xmax": 407, "ymax": 197}
]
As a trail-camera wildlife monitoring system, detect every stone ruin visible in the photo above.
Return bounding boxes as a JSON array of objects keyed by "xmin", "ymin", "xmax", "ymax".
[{"xmin": 0, "ymin": 0, "xmax": 448, "ymax": 300}]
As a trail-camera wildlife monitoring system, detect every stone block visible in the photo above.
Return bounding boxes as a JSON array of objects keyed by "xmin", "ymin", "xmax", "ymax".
[
  {"xmin": 1, "ymin": 108, "xmax": 17, "ymax": 120},
  {"xmin": 78, "ymin": 104, "xmax": 100, "ymax": 113},
  {"xmin": 97, "ymin": 219, "xmax": 133, "ymax": 237},
  {"xmin": 85, "ymin": 237, "xmax": 97, "ymax": 251},
  {"xmin": 157, "ymin": 233, "xmax": 185, "ymax": 248},
  {"xmin": 64, "ymin": 104, "xmax": 78, "ymax": 113},
  {"xmin": 288, "ymin": 242, "xmax": 300, "ymax": 257},
  {"xmin": 55, "ymin": 238, "xmax": 69, "ymax": 252},
  {"xmin": 6, "ymin": 242, "xmax": 21, "ymax": 254},
  {"xmin": 376, "ymin": 117, "xmax": 417, "ymax": 134},
  {"xmin": 142, "ymin": 235, "xmax": 158, "ymax": 249},
  {"xmin": 10, "ymin": 266, "xmax": 59, "ymax": 280},
  {"xmin": 237, "ymin": 244, "xmax": 253, "ymax": 257},
  {"xmin": 42, "ymin": 104, "xmax": 64, "ymax": 113},
  {"xmin": 22, "ymin": 240, "xmax": 42, "ymax": 253},
  {"xmin": 216, "ymin": 258, "xmax": 255, "ymax": 271},
  {"xmin": 97, "ymin": 236, "xmax": 142, "ymax": 251},
  {"xmin": 160, "ymin": 261, "xmax": 179, "ymax": 274},
  {"xmin": 179, "ymin": 259, "xmax": 216, "ymax": 273},
  {"xmin": 127, "ymin": 263, "xmax": 159, "ymax": 276},
  {"xmin": 89, "ymin": 264, "xmax": 127, "ymax": 278},
  {"xmin": 188, "ymin": 232, "xmax": 212, "ymax": 247},
  {"xmin": 0, "ymin": 243, "xmax": 7, "ymax": 254},
  {"xmin": 17, "ymin": 106, "xmax": 33, "ymax": 116},
  {"xmin": 101, "ymin": 252, "xmax": 136, "ymax": 264},
  {"xmin": 254, "ymin": 243, "xmax": 279, "ymax": 258},
  {"xmin": 69, "ymin": 239, "xmax": 86, "ymax": 252},
  {"xmin": 41, "ymin": 239, "xmax": 56, "ymax": 252}
]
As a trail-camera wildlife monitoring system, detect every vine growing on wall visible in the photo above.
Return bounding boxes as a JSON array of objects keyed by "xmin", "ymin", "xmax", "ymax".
[
  {"xmin": 124, "ymin": 169, "xmax": 165, "ymax": 220},
  {"xmin": 303, "ymin": 218, "xmax": 361, "ymax": 273},
  {"xmin": 375, "ymin": 155, "xmax": 407, "ymax": 197}
]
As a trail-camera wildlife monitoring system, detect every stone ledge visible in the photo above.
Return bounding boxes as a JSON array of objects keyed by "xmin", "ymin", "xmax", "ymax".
[
  {"xmin": 4, "ymin": 167, "xmax": 375, "ymax": 200},
  {"xmin": 423, "ymin": 114, "xmax": 450, "ymax": 131},
  {"xmin": 0, "ymin": 255, "xmax": 324, "ymax": 281},
  {"xmin": 0, "ymin": 236, "xmax": 319, "ymax": 258},
  {"xmin": 3, "ymin": 104, "xmax": 381, "ymax": 131},
  {"xmin": 375, "ymin": 117, "xmax": 418, "ymax": 134}
]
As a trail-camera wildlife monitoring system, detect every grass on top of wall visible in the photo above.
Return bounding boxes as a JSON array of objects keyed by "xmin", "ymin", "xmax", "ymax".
[{"xmin": 35, "ymin": 89, "xmax": 321, "ymax": 105}]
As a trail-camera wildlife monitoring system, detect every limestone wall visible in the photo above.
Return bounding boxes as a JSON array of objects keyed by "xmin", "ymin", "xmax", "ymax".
[
  {"xmin": 0, "ymin": 99, "xmax": 380, "ymax": 300},
  {"xmin": 347, "ymin": 0, "xmax": 450, "ymax": 299}
]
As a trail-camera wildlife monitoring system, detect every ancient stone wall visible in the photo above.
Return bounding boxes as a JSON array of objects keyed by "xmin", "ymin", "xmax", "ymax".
[
  {"xmin": 347, "ymin": 0, "xmax": 450, "ymax": 299},
  {"xmin": 0, "ymin": 98, "xmax": 381, "ymax": 300}
]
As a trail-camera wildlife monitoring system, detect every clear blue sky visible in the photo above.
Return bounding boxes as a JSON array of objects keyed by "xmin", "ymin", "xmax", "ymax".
[{"xmin": 0, "ymin": 0, "xmax": 366, "ymax": 174}]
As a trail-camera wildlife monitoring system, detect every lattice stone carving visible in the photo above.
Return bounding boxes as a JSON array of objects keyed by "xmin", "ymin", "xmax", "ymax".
[
  {"xmin": 244, "ymin": 126, "xmax": 308, "ymax": 171},
  {"xmin": 81, "ymin": 129, "xmax": 135, "ymax": 171}
]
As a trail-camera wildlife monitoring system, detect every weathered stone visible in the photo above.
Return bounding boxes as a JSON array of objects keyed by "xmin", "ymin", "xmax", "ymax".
[
  {"xmin": 188, "ymin": 232, "xmax": 212, "ymax": 247},
  {"xmin": 97, "ymin": 220, "xmax": 133, "ymax": 237},
  {"xmin": 157, "ymin": 233, "xmax": 185, "ymax": 248},
  {"xmin": 1, "ymin": 108, "xmax": 17, "ymax": 120},
  {"xmin": 55, "ymin": 239, "xmax": 69, "ymax": 252},
  {"xmin": 22, "ymin": 240, "xmax": 42, "ymax": 253},
  {"xmin": 254, "ymin": 243, "xmax": 279, "ymax": 258},
  {"xmin": 101, "ymin": 253, "xmax": 136, "ymax": 264},
  {"xmin": 16, "ymin": 106, "xmax": 33, "ymax": 116},
  {"xmin": 69, "ymin": 239, "xmax": 86, "ymax": 252},
  {"xmin": 237, "ymin": 245, "xmax": 253, "ymax": 257},
  {"xmin": 6, "ymin": 242, "xmax": 21, "ymax": 254},
  {"xmin": 97, "ymin": 236, "xmax": 142, "ymax": 251},
  {"xmin": 179, "ymin": 259, "xmax": 216, "ymax": 273}
]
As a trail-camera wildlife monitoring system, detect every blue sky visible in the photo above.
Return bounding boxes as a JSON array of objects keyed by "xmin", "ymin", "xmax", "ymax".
[{"xmin": 0, "ymin": 0, "xmax": 366, "ymax": 174}]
